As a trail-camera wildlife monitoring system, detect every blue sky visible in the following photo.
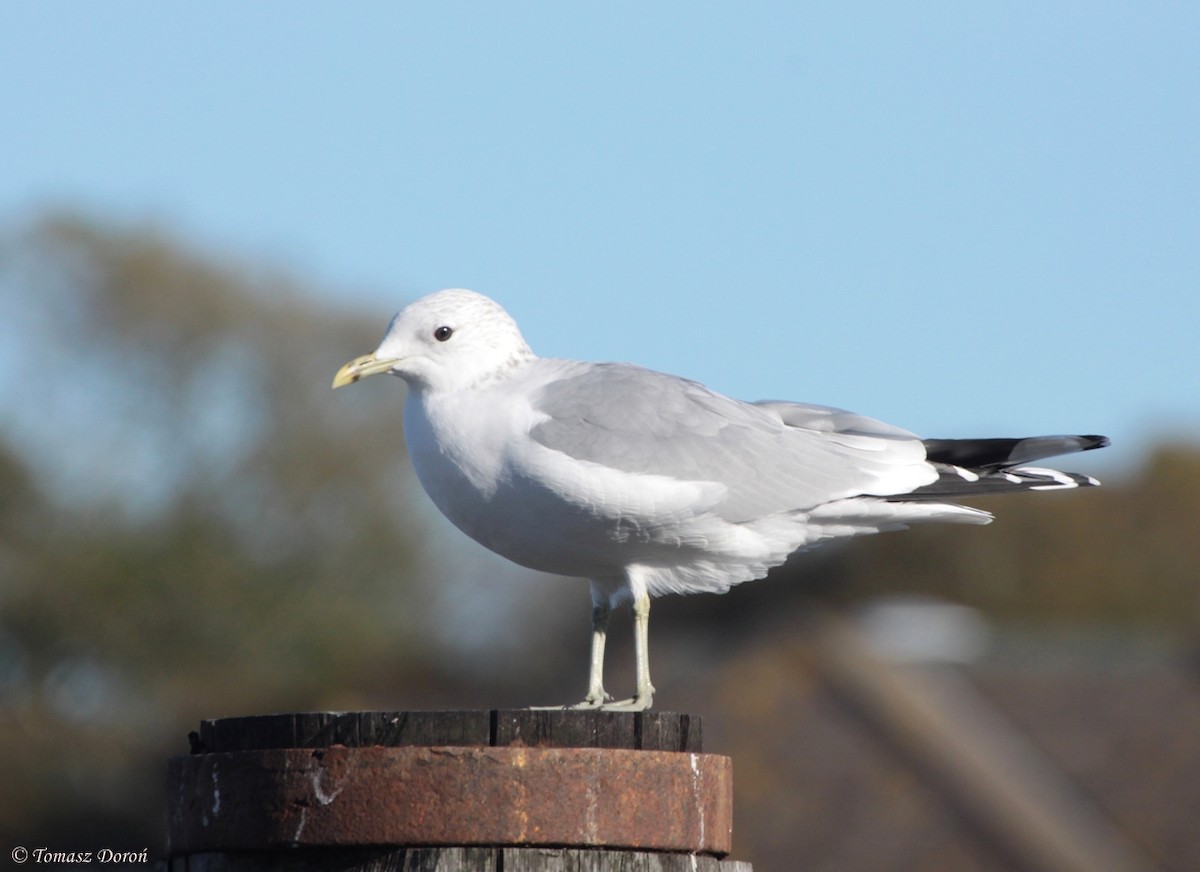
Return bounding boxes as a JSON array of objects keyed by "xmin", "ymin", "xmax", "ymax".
[{"xmin": 3, "ymin": 2, "xmax": 1197, "ymax": 474}]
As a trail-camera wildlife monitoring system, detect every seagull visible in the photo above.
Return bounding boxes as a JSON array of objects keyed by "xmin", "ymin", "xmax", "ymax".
[{"xmin": 333, "ymin": 289, "xmax": 1108, "ymax": 711}]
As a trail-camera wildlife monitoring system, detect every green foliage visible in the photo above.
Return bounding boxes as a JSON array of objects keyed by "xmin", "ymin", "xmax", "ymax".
[{"xmin": 0, "ymin": 214, "xmax": 432, "ymax": 847}]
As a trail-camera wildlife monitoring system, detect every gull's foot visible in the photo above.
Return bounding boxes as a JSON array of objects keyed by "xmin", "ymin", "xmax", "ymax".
[
  {"xmin": 595, "ymin": 696, "xmax": 653, "ymax": 712},
  {"xmin": 527, "ymin": 682, "xmax": 654, "ymax": 711},
  {"xmin": 527, "ymin": 697, "xmax": 653, "ymax": 711},
  {"xmin": 593, "ymin": 685, "xmax": 655, "ymax": 712},
  {"xmin": 528, "ymin": 689, "xmax": 613, "ymax": 710}
]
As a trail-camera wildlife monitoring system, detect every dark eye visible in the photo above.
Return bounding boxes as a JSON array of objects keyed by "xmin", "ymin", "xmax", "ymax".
[{"xmin": 433, "ymin": 325, "xmax": 454, "ymax": 342}]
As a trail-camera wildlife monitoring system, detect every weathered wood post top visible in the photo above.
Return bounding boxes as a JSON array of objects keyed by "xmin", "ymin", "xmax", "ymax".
[{"xmin": 167, "ymin": 710, "xmax": 752, "ymax": 871}]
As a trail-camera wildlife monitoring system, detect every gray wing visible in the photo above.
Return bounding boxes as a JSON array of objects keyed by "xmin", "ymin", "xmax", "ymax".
[{"xmin": 528, "ymin": 362, "xmax": 932, "ymax": 522}]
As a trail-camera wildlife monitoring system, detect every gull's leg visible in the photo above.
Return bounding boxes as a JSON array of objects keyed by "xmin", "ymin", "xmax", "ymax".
[
  {"xmin": 530, "ymin": 585, "xmax": 614, "ymax": 710},
  {"xmin": 577, "ymin": 598, "xmax": 613, "ymax": 707},
  {"xmin": 600, "ymin": 591, "xmax": 656, "ymax": 712},
  {"xmin": 630, "ymin": 591, "xmax": 655, "ymax": 709},
  {"xmin": 529, "ymin": 582, "xmax": 654, "ymax": 711}
]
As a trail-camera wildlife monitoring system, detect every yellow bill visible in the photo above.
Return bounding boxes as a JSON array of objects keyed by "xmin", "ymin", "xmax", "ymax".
[{"xmin": 331, "ymin": 353, "xmax": 400, "ymax": 389}]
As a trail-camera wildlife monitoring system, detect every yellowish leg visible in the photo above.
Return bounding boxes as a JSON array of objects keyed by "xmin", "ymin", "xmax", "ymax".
[
  {"xmin": 599, "ymin": 591, "xmax": 655, "ymax": 712},
  {"xmin": 530, "ymin": 590, "xmax": 655, "ymax": 711}
]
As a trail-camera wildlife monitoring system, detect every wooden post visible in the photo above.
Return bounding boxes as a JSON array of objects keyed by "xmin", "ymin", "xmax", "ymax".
[{"xmin": 166, "ymin": 710, "xmax": 753, "ymax": 871}]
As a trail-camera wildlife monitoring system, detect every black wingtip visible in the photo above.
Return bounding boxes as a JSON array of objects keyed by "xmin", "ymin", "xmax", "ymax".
[{"xmin": 922, "ymin": 433, "xmax": 1110, "ymax": 470}]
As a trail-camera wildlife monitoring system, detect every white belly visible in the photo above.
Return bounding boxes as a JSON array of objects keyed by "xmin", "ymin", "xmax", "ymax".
[{"xmin": 402, "ymin": 388, "xmax": 727, "ymax": 580}]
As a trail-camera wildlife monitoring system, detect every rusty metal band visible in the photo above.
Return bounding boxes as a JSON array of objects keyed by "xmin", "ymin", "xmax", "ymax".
[{"xmin": 168, "ymin": 746, "xmax": 733, "ymax": 856}]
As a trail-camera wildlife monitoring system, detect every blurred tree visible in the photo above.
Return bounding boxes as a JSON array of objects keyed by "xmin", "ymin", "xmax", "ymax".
[{"xmin": 0, "ymin": 213, "xmax": 438, "ymax": 851}]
